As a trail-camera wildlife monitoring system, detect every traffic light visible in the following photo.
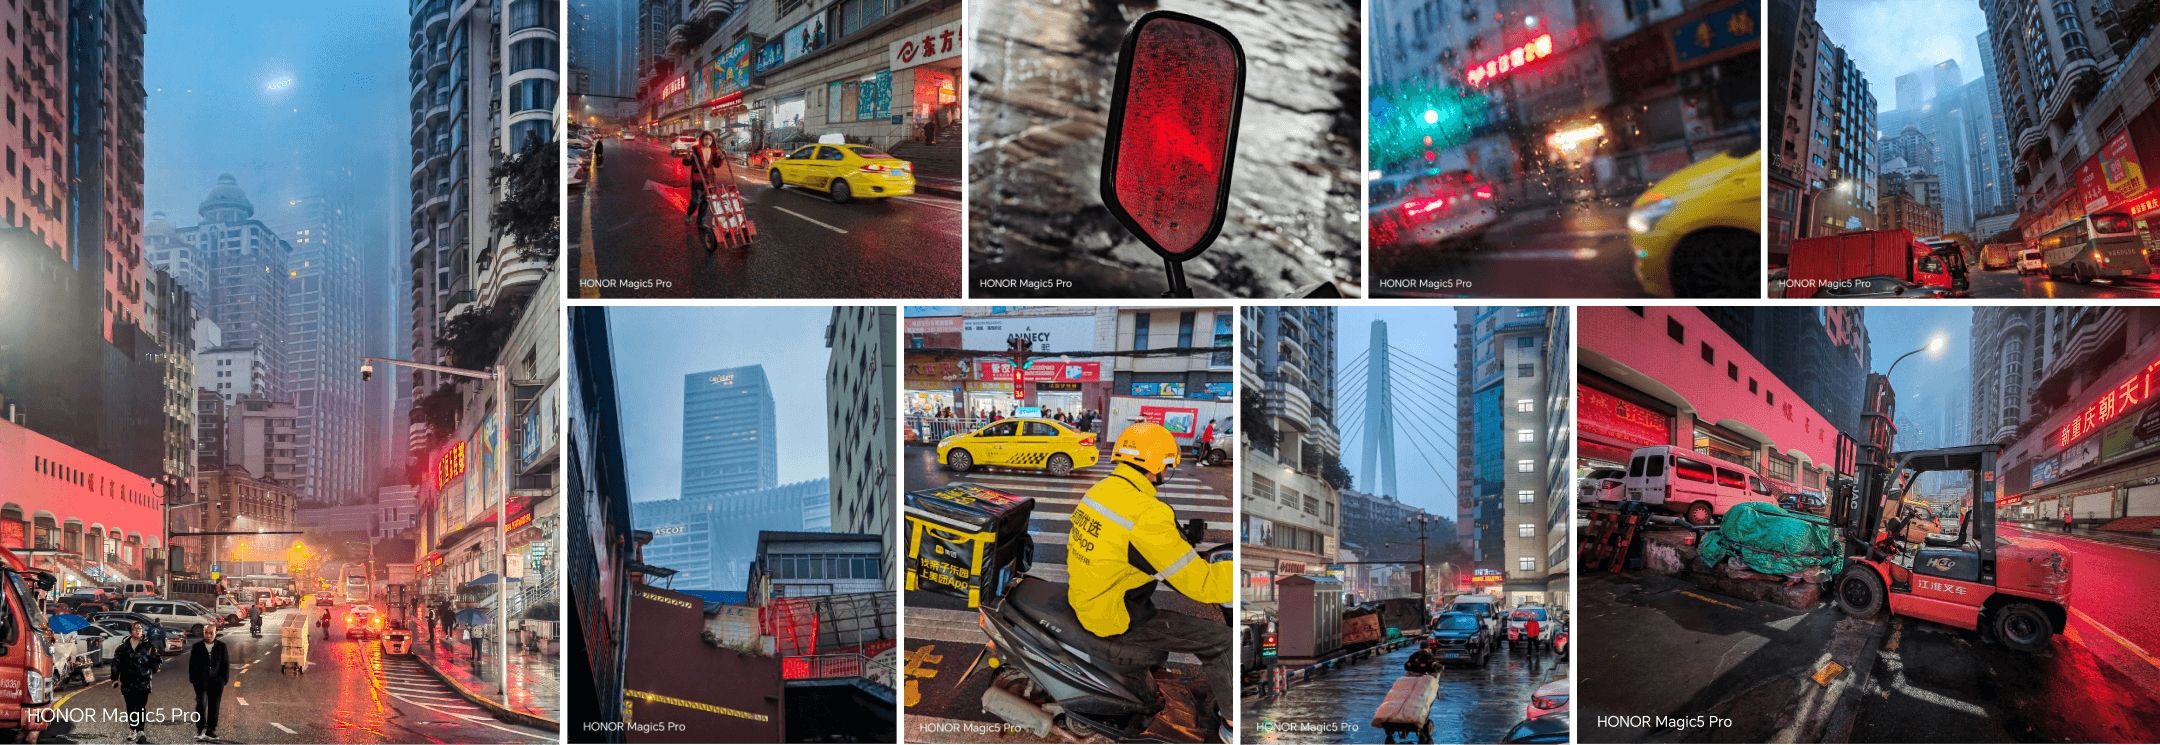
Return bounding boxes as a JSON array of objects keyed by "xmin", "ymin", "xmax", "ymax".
[{"xmin": 1370, "ymin": 80, "xmax": 1486, "ymax": 170}]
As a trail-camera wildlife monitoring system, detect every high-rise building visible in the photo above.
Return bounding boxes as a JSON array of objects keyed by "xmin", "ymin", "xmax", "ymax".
[
  {"xmin": 1918, "ymin": 85, "xmax": 1973, "ymax": 232},
  {"xmin": 406, "ymin": 0, "xmax": 557, "ymax": 466},
  {"xmin": 1969, "ymin": 307, "xmax": 2072, "ymax": 445},
  {"xmin": 1933, "ymin": 59, "xmax": 1963, "ymax": 96},
  {"xmin": 142, "ymin": 267, "xmax": 199, "ymax": 490},
  {"xmin": 72, "ymin": 0, "xmax": 149, "ymax": 346},
  {"xmin": 826, "ymin": 306, "xmax": 895, "ymax": 588},
  {"xmin": 1703, "ymin": 307, "xmax": 1872, "ymax": 440},
  {"xmin": 632, "ymin": 479, "xmax": 832, "ymax": 592},
  {"xmin": 682, "ymin": 365, "xmax": 779, "ymax": 500},
  {"xmin": 1896, "ymin": 72, "xmax": 1925, "ymax": 111},
  {"xmin": 1539, "ymin": 307, "xmax": 1571, "ymax": 606},
  {"xmin": 1458, "ymin": 307, "xmax": 1561, "ymax": 606},
  {"xmin": 1982, "ymin": 0, "xmax": 2150, "ymax": 218},
  {"xmin": 153, "ymin": 175, "xmax": 293, "ymax": 402},
  {"xmin": 1975, "ymin": 31, "xmax": 2017, "ymax": 219},
  {"xmin": 1238, "ymin": 306, "xmax": 1340, "ymax": 612},
  {"xmin": 224, "ymin": 397, "xmax": 301, "ymax": 487},
  {"xmin": 1778, "ymin": 27, "xmax": 1878, "ymax": 251},
  {"xmin": 284, "ymin": 196, "xmax": 367, "ymax": 506}
]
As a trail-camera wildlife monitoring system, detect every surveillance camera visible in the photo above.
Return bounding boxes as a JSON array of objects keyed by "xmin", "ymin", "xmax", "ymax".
[{"xmin": 361, "ymin": 362, "xmax": 374, "ymax": 382}]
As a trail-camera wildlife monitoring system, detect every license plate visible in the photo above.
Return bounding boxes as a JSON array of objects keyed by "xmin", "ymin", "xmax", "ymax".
[{"xmin": 1444, "ymin": 653, "xmax": 1461, "ymax": 658}]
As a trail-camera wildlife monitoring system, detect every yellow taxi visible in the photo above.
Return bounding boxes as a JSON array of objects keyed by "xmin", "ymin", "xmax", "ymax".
[
  {"xmin": 937, "ymin": 418, "xmax": 1100, "ymax": 476},
  {"xmin": 1628, "ymin": 147, "xmax": 1760, "ymax": 298},
  {"xmin": 768, "ymin": 143, "xmax": 916, "ymax": 203}
]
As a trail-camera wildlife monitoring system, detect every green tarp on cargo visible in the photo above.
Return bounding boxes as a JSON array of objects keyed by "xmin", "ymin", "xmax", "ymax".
[{"xmin": 1698, "ymin": 502, "xmax": 1845, "ymax": 577}]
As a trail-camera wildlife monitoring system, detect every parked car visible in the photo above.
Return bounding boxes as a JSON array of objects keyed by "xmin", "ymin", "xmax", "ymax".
[
  {"xmin": 1612, "ymin": 445, "xmax": 1782, "ymax": 524},
  {"xmin": 316, "ymin": 592, "xmax": 337, "ymax": 605},
  {"xmin": 1425, "ymin": 612, "xmax": 1494, "ymax": 666},
  {"xmin": 1448, "ymin": 594, "xmax": 1503, "ymax": 622},
  {"xmin": 1526, "ymin": 679, "xmax": 1571, "ymax": 720},
  {"xmin": 213, "ymin": 595, "xmax": 248, "ymax": 624},
  {"xmin": 1578, "ymin": 467, "xmax": 1627, "ymax": 503},
  {"xmin": 670, "ymin": 134, "xmax": 699, "ymax": 155},
  {"xmin": 1503, "ymin": 712, "xmax": 1571, "ymax": 743},
  {"xmin": 91, "ymin": 612, "xmax": 188, "ymax": 653},
  {"xmin": 117, "ymin": 596, "xmax": 220, "ymax": 634},
  {"xmin": 1778, "ymin": 491, "xmax": 1829, "ymax": 514},
  {"xmin": 1504, "ymin": 606, "xmax": 1554, "ymax": 647},
  {"xmin": 346, "ymin": 606, "xmax": 385, "ymax": 640},
  {"xmin": 67, "ymin": 622, "xmax": 126, "ymax": 665}
]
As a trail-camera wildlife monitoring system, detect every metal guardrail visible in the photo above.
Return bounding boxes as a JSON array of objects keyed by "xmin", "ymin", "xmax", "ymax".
[{"xmin": 784, "ymin": 652, "xmax": 896, "ymax": 689}]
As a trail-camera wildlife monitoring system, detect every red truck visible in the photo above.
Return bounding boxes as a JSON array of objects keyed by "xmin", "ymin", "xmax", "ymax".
[
  {"xmin": 0, "ymin": 547, "xmax": 59, "ymax": 740},
  {"xmin": 1782, "ymin": 229, "xmax": 1966, "ymax": 298}
]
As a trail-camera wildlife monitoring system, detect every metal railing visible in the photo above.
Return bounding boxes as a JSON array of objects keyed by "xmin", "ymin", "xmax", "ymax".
[{"xmin": 783, "ymin": 652, "xmax": 896, "ymax": 689}]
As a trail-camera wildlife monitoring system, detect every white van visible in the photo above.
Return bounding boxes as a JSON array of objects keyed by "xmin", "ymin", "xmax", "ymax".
[
  {"xmin": 119, "ymin": 581, "xmax": 156, "ymax": 598},
  {"xmin": 121, "ymin": 598, "xmax": 222, "ymax": 636},
  {"xmin": 1613, "ymin": 445, "xmax": 1781, "ymax": 524},
  {"xmin": 1448, "ymin": 594, "xmax": 1503, "ymax": 622}
]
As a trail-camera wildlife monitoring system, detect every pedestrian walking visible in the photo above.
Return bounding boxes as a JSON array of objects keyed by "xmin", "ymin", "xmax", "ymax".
[
  {"xmin": 111, "ymin": 621, "xmax": 163, "ymax": 743},
  {"xmin": 465, "ymin": 622, "xmax": 483, "ymax": 670},
  {"xmin": 1524, "ymin": 617, "xmax": 1543, "ymax": 658},
  {"xmin": 189, "ymin": 624, "xmax": 230, "ymax": 741}
]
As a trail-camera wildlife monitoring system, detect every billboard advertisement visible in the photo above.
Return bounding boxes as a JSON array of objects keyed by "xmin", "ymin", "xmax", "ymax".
[
  {"xmin": 977, "ymin": 359, "xmax": 1101, "ymax": 382},
  {"xmin": 759, "ymin": 12, "xmax": 830, "ymax": 73},
  {"xmin": 713, "ymin": 38, "xmax": 759, "ymax": 97},
  {"xmin": 1140, "ymin": 406, "xmax": 1201, "ymax": 435},
  {"xmin": 962, "ymin": 315, "xmax": 1096, "ymax": 354}
]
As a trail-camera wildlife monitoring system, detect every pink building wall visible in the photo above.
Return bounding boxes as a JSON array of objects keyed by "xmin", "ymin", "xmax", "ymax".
[
  {"xmin": 0, "ymin": 415, "xmax": 162, "ymax": 570},
  {"xmin": 1581, "ymin": 306, "xmax": 1843, "ymax": 480}
]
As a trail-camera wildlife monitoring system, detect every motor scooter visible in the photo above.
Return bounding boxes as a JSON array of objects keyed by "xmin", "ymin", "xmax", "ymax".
[
  {"xmin": 976, "ymin": 517, "xmax": 1234, "ymax": 743},
  {"xmin": 251, "ymin": 612, "xmax": 263, "ymax": 638}
]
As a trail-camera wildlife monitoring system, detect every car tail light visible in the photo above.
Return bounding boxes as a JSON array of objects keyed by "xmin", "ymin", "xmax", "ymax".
[
  {"xmin": 1078, "ymin": 437, "xmax": 1095, "ymax": 447},
  {"xmin": 1473, "ymin": 185, "xmax": 1494, "ymax": 200},
  {"xmin": 1533, "ymin": 694, "xmax": 1568, "ymax": 709},
  {"xmin": 1403, "ymin": 197, "xmax": 1446, "ymax": 217},
  {"xmin": 860, "ymin": 164, "xmax": 889, "ymax": 173}
]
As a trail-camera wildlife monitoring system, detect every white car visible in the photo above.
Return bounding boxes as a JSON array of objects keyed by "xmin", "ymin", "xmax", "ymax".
[
  {"xmin": 2017, "ymin": 248, "xmax": 2045, "ymax": 275},
  {"xmin": 670, "ymin": 135, "xmax": 699, "ymax": 155},
  {"xmin": 67, "ymin": 623, "xmax": 126, "ymax": 664},
  {"xmin": 214, "ymin": 595, "xmax": 248, "ymax": 624},
  {"xmin": 120, "ymin": 598, "xmax": 221, "ymax": 636}
]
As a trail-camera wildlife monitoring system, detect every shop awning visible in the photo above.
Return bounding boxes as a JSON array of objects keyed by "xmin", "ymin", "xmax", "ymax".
[{"xmin": 461, "ymin": 573, "xmax": 523, "ymax": 588}]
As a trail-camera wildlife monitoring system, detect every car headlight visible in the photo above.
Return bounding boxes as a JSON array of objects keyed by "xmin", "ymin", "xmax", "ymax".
[
  {"xmin": 1627, "ymin": 197, "xmax": 1676, "ymax": 234},
  {"xmin": 25, "ymin": 670, "xmax": 47, "ymax": 705}
]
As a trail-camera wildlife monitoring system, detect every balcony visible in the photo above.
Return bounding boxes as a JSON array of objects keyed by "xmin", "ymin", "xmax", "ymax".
[
  {"xmin": 2043, "ymin": 57, "xmax": 2101, "ymax": 127},
  {"xmin": 2016, "ymin": 119, "xmax": 2046, "ymax": 162},
  {"xmin": 1264, "ymin": 377, "xmax": 1313, "ymax": 429}
]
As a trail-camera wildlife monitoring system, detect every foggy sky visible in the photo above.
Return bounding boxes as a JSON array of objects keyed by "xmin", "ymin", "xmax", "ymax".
[
  {"xmin": 145, "ymin": 1, "xmax": 409, "ymax": 229},
  {"xmin": 1816, "ymin": 0, "xmax": 1990, "ymax": 113},
  {"xmin": 605, "ymin": 307, "xmax": 837, "ymax": 503},
  {"xmin": 1335, "ymin": 306, "xmax": 1462, "ymax": 519},
  {"xmin": 1867, "ymin": 306, "xmax": 1976, "ymax": 441}
]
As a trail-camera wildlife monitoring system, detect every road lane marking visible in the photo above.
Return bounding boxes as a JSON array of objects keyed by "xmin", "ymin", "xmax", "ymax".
[
  {"xmin": 270, "ymin": 722, "xmax": 297, "ymax": 735},
  {"xmin": 775, "ymin": 206, "xmax": 850, "ymax": 234},
  {"xmin": 1681, "ymin": 591, "xmax": 1743, "ymax": 610},
  {"xmin": 387, "ymin": 692, "xmax": 550, "ymax": 739},
  {"xmin": 892, "ymin": 196, "xmax": 962, "ymax": 212},
  {"xmin": 579, "ymin": 173, "xmax": 600, "ymax": 298},
  {"xmin": 2069, "ymin": 605, "xmax": 2160, "ymax": 673}
]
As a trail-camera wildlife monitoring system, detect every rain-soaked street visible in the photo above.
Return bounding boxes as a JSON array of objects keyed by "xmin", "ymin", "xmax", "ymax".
[
  {"xmin": 39, "ymin": 609, "xmax": 552, "ymax": 744},
  {"xmin": 571, "ymin": 136, "xmax": 962, "ymax": 298},
  {"xmin": 1369, "ymin": 203, "xmax": 1644, "ymax": 298},
  {"xmin": 1957, "ymin": 266, "xmax": 2160, "ymax": 299},
  {"xmin": 1244, "ymin": 642, "xmax": 1566, "ymax": 743}
]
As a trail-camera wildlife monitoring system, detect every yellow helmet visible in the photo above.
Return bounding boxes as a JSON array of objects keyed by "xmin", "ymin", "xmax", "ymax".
[{"xmin": 1112, "ymin": 422, "xmax": 1180, "ymax": 474}]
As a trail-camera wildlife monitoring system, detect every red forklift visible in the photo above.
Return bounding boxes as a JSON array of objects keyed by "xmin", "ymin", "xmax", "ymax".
[{"xmin": 1828, "ymin": 372, "xmax": 2072, "ymax": 652}]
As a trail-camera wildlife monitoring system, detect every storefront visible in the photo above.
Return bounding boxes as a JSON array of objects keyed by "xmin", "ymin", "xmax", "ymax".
[
  {"xmin": 750, "ymin": 3, "xmax": 962, "ymax": 148},
  {"xmin": 1576, "ymin": 378, "xmax": 1675, "ymax": 469},
  {"xmin": 888, "ymin": 20, "xmax": 960, "ymax": 142}
]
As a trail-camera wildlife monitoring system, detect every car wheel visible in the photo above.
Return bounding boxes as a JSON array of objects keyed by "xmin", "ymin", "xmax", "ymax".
[
  {"xmin": 947, "ymin": 449, "xmax": 974, "ymax": 473},
  {"xmin": 1046, "ymin": 453, "xmax": 1073, "ymax": 477},
  {"xmin": 1835, "ymin": 567, "xmax": 1886, "ymax": 619},
  {"xmin": 2076, "ymin": 264, "xmax": 2094, "ymax": 284},
  {"xmin": 1994, "ymin": 603, "xmax": 2053, "ymax": 652},
  {"xmin": 770, "ymin": 170, "xmax": 785, "ymax": 190},
  {"xmin": 1683, "ymin": 501, "xmax": 1715, "ymax": 526},
  {"xmin": 1667, "ymin": 229, "xmax": 1759, "ymax": 298},
  {"xmin": 830, "ymin": 178, "xmax": 852, "ymax": 204}
]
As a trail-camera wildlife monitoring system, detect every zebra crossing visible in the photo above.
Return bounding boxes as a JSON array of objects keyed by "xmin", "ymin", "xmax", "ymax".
[{"xmin": 369, "ymin": 650, "xmax": 551, "ymax": 739}]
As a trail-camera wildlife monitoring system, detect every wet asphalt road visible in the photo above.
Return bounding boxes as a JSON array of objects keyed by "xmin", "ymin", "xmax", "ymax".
[
  {"xmin": 571, "ymin": 137, "xmax": 962, "ymax": 298},
  {"xmin": 1243, "ymin": 642, "xmax": 1565, "ymax": 744},
  {"xmin": 1959, "ymin": 266, "xmax": 2160, "ymax": 298},
  {"xmin": 900, "ymin": 444, "xmax": 1236, "ymax": 742},
  {"xmin": 1369, "ymin": 204, "xmax": 1652, "ymax": 298},
  {"xmin": 1848, "ymin": 526, "xmax": 2160, "ymax": 743},
  {"xmin": 42, "ymin": 607, "xmax": 551, "ymax": 744}
]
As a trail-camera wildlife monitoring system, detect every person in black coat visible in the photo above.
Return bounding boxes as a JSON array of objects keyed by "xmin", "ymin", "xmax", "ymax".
[
  {"xmin": 188, "ymin": 624, "xmax": 231, "ymax": 741},
  {"xmin": 1404, "ymin": 641, "xmax": 1443, "ymax": 676},
  {"xmin": 111, "ymin": 622, "xmax": 163, "ymax": 743}
]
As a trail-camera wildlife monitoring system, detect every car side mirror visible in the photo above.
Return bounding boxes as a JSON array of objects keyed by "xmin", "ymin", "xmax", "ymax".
[{"xmin": 1100, "ymin": 11, "xmax": 1245, "ymax": 298}]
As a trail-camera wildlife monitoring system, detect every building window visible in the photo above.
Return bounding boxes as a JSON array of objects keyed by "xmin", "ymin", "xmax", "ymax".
[
  {"xmin": 1517, "ymin": 459, "xmax": 1534, "ymax": 472},
  {"xmin": 1518, "ymin": 490, "xmax": 1535, "ymax": 503},
  {"xmin": 1178, "ymin": 311, "xmax": 1196, "ymax": 348},
  {"xmin": 509, "ymin": 38, "xmax": 555, "ymax": 73},
  {"xmin": 1516, "ymin": 336, "xmax": 1533, "ymax": 348},
  {"xmin": 1134, "ymin": 313, "xmax": 1151, "ymax": 351},
  {"xmin": 1249, "ymin": 475, "xmax": 1275, "ymax": 504},
  {"xmin": 1727, "ymin": 361, "xmax": 1738, "ymax": 381},
  {"xmin": 1519, "ymin": 523, "xmax": 1536, "ymax": 538},
  {"xmin": 1302, "ymin": 495, "xmax": 1319, "ymax": 516},
  {"xmin": 508, "ymin": 0, "xmax": 556, "ymax": 31},
  {"xmin": 1516, "ymin": 399, "xmax": 1533, "ymax": 413},
  {"xmin": 1518, "ymin": 364, "xmax": 1534, "ymax": 377},
  {"xmin": 1519, "ymin": 557, "xmax": 1537, "ymax": 571},
  {"xmin": 1517, "ymin": 429, "xmax": 1533, "ymax": 442},
  {"xmin": 1666, "ymin": 317, "xmax": 1685, "ymax": 343},
  {"xmin": 839, "ymin": 0, "xmax": 892, "ymax": 37}
]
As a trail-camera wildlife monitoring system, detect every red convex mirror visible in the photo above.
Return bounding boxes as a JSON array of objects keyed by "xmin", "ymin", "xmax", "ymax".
[{"xmin": 1100, "ymin": 11, "xmax": 1245, "ymax": 297}]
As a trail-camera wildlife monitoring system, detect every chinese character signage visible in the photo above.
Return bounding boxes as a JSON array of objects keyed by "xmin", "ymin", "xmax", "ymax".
[
  {"xmin": 1579, "ymin": 384, "xmax": 1672, "ymax": 449},
  {"xmin": 1131, "ymin": 382, "xmax": 1187, "ymax": 398},
  {"xmin": 2053, "ymin": 358, "xmax": 2160, "ymax": 450},
  {"xmin": 1671, "ymin": 4, "xmax": 1758, "ymax": 65},
  {"xmin": 890, "ymin": 20, "xmax": 962, "ymax": 69},
  {"xmin": 1466, "ymin": 34, "xmax": 1556, "ymax": 86},
  {"xmin": 434, "ymin": 441, "xmax": 469, "ymax": 491},
  {"xmin": 976, "ymin": 360, "xmax": 1101, "ymax": 382}
]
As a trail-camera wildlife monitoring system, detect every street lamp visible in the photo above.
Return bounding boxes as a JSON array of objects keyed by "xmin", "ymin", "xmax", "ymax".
[
  {"xmin": 1886, "ymin": 331, "xmax": 1949, "ymax": 379},
  {"xmin": 362, "ymin": 355, "xmax": 512, "ymax": 695}
]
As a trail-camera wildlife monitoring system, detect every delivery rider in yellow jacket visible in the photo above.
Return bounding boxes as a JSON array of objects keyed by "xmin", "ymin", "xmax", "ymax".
[{"xmin": 1068, "ymin": 422, "xmax": 1234, "ymax": 713}]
